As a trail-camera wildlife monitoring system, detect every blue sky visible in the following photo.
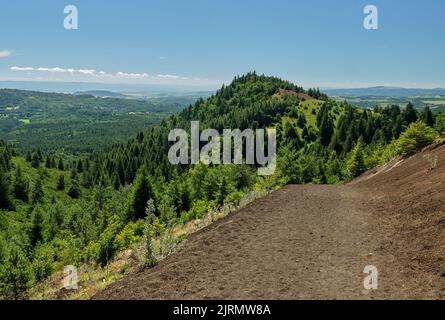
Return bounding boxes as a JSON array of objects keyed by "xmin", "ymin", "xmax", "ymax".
[{"xmin": 0, "ymin": 0, "xmax": 444, "ymax": 89}]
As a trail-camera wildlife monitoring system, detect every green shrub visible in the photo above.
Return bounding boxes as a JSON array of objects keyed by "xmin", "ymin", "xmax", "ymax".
[
  {"xmin": 85, "ymin": 225, "xmax": 120, "ymax": 267},
  {"xmin": 67, "ymin": 179, "xmax": 81, "ymax": 199},
  {"xmin": 96, "ymin": 221, "xmax": 121, "ymax": 267},
  {"xmin": 179, "ymin": 200, "xmax": 210, "ymax": 224},
  {"xmin": 345, "ymin": 138, "xmax": 365, "ymax": 180},
  {"xmin": 434, "ymin": 114, "xmax": 445, "ymax": 136},
  {"xmin": 114, "ymin": 220, "xmax": 145, "ymax": 251},
  {"xmin": 277, "ymin": 147, "xmax": 302, "ymax": 184},
  {"xmin": 0, "ymin": 249, "xmax": 33, "ymax": 300},
  {"xmin": 225, "ymin": 191, "xmax": 244, "ymax": 204},
  {"xmin": 380, "ymin": 140, "xmax": 400, "ymax": 163},
  {"xmin": 84, "ymin": 241, "xmax": 101, "ymax": 265},
  {"xmin": 395, "ymin": 121, "xmax": 437, "ymax": 156},
  {"xmin": 31, "ymin": 244, "xmax": 55, "ymax": 282},
  {"xmin": 157, "ymin": 200, "xmax": 177, "ymax": 224},
  {"xmin": 364, "ymin": 143, "xmax": 385, "ymax": 168},
  {"xmin": 51, "ymin": 237, "xmax": 82, "ymax": 270}
]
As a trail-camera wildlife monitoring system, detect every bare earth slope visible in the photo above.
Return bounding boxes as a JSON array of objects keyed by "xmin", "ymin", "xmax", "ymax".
[{"xmin": 95, "ymin": 143, "xmax": 445, "ymax": 300}]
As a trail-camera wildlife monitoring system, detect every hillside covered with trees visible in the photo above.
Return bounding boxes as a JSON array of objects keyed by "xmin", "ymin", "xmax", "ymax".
[
  {"xmin": 0, "ymin": 73, "xmax": 441, "ymax": 299},
  {"xmin": 0, "ymin": 89, "xmax": 190, "ymax": 154}
]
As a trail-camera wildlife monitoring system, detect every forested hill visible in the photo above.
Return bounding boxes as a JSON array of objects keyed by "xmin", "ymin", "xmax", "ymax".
[
  {"xmin": 0, "ymin": 72, "xmax": 439, "ymax": 299},
  {"xmin": 86, "ymin": 72, "xmax": 420, "ymax": 188},
  {"xmin": 0, "ymin": 89, "xmax": 188, "ymax": 154},
  {"xmin": 0, "ymin": 88, "xmax": 182, "ymax": 113},
  {"xmin": 88, "ymin": 73, "xmax": 329, "ymax": 184}
]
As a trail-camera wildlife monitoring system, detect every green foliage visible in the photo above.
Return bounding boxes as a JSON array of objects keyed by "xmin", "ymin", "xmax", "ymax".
[
  {"xmin": 86, "ymin": 219, "xmax": 122, "ymax": 267},
  {"xmin": 0, "ymin": 171, "xmax": 14, "ymax": 210},
  {"xmin": 403, "ymin": 102, "xmax": 418, "ymax": 124},
  {"xmin": 31, "ymin": 244, "xmax": 55, "ymax": 282},
  {"xmin": 317, "ymin": 103, "xmax": 334, "ymax": 147},
  {"xmin": 422, "ymin": 106, "xmax": 435, "ymax": 127},
  {"xmin": 57, "ymin": 158, "xmax": 65, "ymax": 171},
  {"xmin": 0, "ymin": 248, "xmax": 33, "ymax": 300},
  {"xmin": 29, "ymin": 206, "xmax": 44, "ymax": 247},
  {"xmin": 395, "ymin": 121, "xmax": 437, "ymax": 156},
  {"xmin": 56, "ymin": 174, "xmax": 65, "ymax": 191},
  {"xmin": 13, "ymin": 167, "xmax": 29, "ymax": 203},
  {"xmin": 0, "ymin": 89, "xmax": 191, "ymax": 154},
  {"xmin": 277, "ymin": 146, "xmax": 302, "ymax": 184},
  {"xmin": 97, "ymin": 221, "xmax": 121, "ymax": 267},
  {"xmin": 150, "ymin": 217, "xmax": 166, "ymax": 238},
  {"xmin": 157, "ymin": 199, "xmax": 177, "ymax": 224},
  {"xmin": 225, "ymin": 190, "xmax": 244, "ymax": 204},
  {"xmin": 434, "ymin": 114, "xmax": 445, "ymax": 136},
  {"xmin": 282, "ymin": 121, "xmax": 302, "ymax": 150},
  {"xmin": 379, "ymin": 141, "xmax": 400, "ymax": 164},
  {"xmin": 67, "ymin": 179, "xmax": 81, "ymax": 199},
  {"xmin": 297, "ymin": 112, "xmax": 307, "ymax": 128},
  {"xmin": 31, "ymin": 175, "xmax": 44, "ymax": 204},
  {"xmin": 114, "ymin": 220, "xmax": 145, "ymax": 251},
  {"xmin": 346, "ymin": 138, "xmax": 366, "ymax": 180},
  {"xmin": 180, "ymin": 200, "xmax": 210, "ymax": 224},
  {"xmin": 127, "ymin": 172, "xmax": 155, "ymax": 221}
]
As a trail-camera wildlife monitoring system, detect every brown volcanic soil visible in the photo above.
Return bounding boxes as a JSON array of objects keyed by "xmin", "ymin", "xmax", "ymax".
[
  {"xmin": 95, "ymin": 143, "xmax": 445, "ymax": 300},
  {"xmin": 272, "ymin": 89, "xmax": 314, "ymax": 101}
]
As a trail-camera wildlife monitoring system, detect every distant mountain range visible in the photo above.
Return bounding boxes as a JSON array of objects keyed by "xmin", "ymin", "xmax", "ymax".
[
  {"xmin": 0, "ymin": 81, "xmax": 215, "ymax": 98},
  {"xmin": 324, "ymin": 86, "xmax": 445, "ymax": 97},
  {"xmin": 2, "ymin": 81, "xmax": 444, "ymax": 99},
  {"xmin": 73, "ymin": 90, "xmax": 127, "ymax": 98}
]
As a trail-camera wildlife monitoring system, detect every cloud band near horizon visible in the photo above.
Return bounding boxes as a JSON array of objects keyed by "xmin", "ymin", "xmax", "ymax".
[{"xmin": 10, "ymin": 66, "xmax": 204, "ymax": 82}]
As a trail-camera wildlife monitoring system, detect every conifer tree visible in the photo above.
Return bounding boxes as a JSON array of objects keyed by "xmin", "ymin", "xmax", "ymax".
[
  {"xmin": 318, "ymin": 113, "xmax": 334, "ymax": 147},
  {"xmin": 0, "ymin": 171, "xmax": 14, "ymax": 210},
  {"xmin": 31, "ymin": 153, "xmax": 41, "ymax": 169},
  {"xmin": 422, "ymin": 106, "xmax": 435, "ymax": 127},
  {"xmin": 403, "ymin": 102, "xmax": 418, "ymax": 125},
  {"xmin": 32, "ymin": 175, "xmax": 44, "ymax": 204},
  {"xmin": 68, "ymin": 179, "xmax": 81, "ymax": 199},
  {"xmin": 45, "ymin": 156, "xmax": 52, "ymax": 168},
  {"xmin": 30, "ymin": 206, "xmax": 44, "ymax": 247},
  {"xmin": 346, "ymin": 137, "xmax": 366, "ymax": 180},
  {"xmin": 128, "ymin": 172, "xmax": 154, "ymax": 221},
  {"xmin": 13, "ymin": 167, "xmax": 29, "ymax": 203},
  {"xmin": 57, "ymin": 158, "xmax": 65, "ymax": 171},
  {"xmin": 297, "ymin": 112, "xmax": 307, "ymax": 128},
  {"xmin": 0, "ymin": 248, "xmax": 32, "ymax": 300},
  {"xmin": 56, "ymin": 174, "xmax": 65, "ymax": 191}
]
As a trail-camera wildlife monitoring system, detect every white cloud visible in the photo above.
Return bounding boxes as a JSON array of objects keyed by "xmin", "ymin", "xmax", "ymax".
[
  {"xmin": 37, "ymin": 67, "xmax": 67, "ymax": 73},
  {"xmin": 11, "ymin": 66, "xmax": 34, "ymax": 71},
  {"xmin": 116, "ymin": 71, "xmax": 149, "ymax": 79},
  {"xmin": 9, "ymin": 65, "xmax": 209, "ymax": 84},
  {"xmin": 0, "ymin": 50, "xmax": 13, "ymax": 58},
  {"xmin": 78, "ymin": 69, "xmax": 97, "ymax": 75},
  {"xmin": 12, "ymin": 66, "xmax": 109, "ymax": 77},
  {"xmin": 157, "ymin": 74, "xmax": 189, "ymax": 80},
  {"xmin": 157, "ymin": 74, "xmax": 178, "ymax": 79}
]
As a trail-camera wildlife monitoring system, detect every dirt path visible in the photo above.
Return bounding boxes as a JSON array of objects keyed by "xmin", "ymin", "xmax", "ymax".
[{"xmin": 95, "ymin": 184, "xmax": 439, "ymax": 300}]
